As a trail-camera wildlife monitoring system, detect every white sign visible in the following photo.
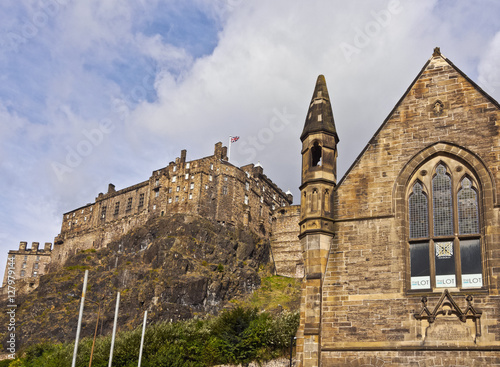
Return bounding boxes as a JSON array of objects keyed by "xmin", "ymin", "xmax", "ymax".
[
  {"xmin": 411, "ymin": 276, "xmax": 431, "ymax": 290},
  {"xmin": 462, "ymin": 274, "xmax": 483, "ymax": 288},
  {"xmin": 436, "ymin": 274, "xmax": 456, "ymax": 287}
]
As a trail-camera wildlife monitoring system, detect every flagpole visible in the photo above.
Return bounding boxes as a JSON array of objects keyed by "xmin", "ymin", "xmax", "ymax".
[{"xmin": 228, "ymin": 136, "xmax": 232, "ymax": 162}]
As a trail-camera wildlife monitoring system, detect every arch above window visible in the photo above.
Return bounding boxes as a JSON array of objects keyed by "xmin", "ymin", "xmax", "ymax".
[{"xmin": 406, "ymin": 156, "xmax": 483, "ymax": 291}]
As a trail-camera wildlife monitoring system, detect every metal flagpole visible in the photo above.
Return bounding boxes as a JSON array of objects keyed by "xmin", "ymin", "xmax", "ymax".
[
  {"xmin": 72, "ymin": 269, "xmax": 88, "ymax": 367},
  {"xmin": 138, "ymin": 311, "xmax": 147, "ymax": 367},
  {"xmin": 108, "ymin": 292, "xmax": 120, "ymax": 367},
  {"xmin": 228, "ymin": 136, "xmax": 232, "ymax": 162}
]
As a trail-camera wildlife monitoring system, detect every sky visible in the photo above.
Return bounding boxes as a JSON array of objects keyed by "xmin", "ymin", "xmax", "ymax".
[{"xmin": 1, "ymin": 0, "xmax": 500, "ymax": 273}]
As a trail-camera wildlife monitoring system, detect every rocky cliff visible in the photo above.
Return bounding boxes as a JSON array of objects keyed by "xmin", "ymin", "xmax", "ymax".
[{"xmin": 0, "ymin": 214, "xmax": 275, "ymax": 350}]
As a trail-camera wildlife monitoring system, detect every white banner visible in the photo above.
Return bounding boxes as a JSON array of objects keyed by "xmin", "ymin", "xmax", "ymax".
[
  {"xmin": 411, "ymin": 276, "xmax": 431, "ymax": 290},
  {"xmin": 436, "ymin": 274, "xmax": 456, "ymax": 287},
  {"xmin": 462, "ymin": 274, "xmax": 483, "ymax": 288}
]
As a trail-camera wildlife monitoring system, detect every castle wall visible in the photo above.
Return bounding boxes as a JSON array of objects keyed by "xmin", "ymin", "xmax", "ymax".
[
  {"xmin": 48, "ymin": 142, "xmax": 292, "ymax": 267},
  {"xmin": 270, "ymin": 205, "xmax": 302, "ymax": 277},
  {"xmin": 2, "ymin": 242, "xmax": 52, "ymax": 293}
]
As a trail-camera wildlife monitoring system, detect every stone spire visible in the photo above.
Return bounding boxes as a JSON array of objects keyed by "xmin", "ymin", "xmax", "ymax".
[{"xmin": 300, "ymin": 75, "xmax": 338, "ymax": 143}]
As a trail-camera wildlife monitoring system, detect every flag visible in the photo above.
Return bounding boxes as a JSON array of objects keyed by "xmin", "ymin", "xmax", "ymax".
[{"xmin": 231, "ymin": 136, "xmax": 240, "ymax": 143}]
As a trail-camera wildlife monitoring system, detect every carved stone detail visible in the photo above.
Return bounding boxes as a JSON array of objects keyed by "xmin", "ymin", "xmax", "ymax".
[{"xmin": 413, "ymin": 289, "xmax": 482, "ymax": 341}]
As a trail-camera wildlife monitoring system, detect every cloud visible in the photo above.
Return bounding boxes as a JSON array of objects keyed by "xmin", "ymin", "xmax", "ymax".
[{"xmin": 1, "ymin": 0, "xmax": 500, "ymax": 274}]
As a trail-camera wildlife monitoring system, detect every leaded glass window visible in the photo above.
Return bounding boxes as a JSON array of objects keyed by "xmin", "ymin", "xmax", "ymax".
[
  {"xmin": 458, "ymin": 177, "xmax": 479, "ymax": 235},
  {"xmin": 432, "ymin": 165, "xmax": 453, "ymax": 236},
  {"xmin": 408, "ymin": 159, "xmax": 483, "ymax": 291},
  {"xmin": 409, "ymin": 182, "xmax": 428, "ymax": 238}
]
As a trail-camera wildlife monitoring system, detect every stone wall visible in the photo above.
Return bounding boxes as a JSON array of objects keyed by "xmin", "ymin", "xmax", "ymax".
[
  {"xmin": 310, "ymin": 51, "xmax": 500, "ymax": 365},
  {"xmin": 48, "ymin": 142, "xmax": 293, "ymax": 268},
  {"xmin": 1, "ymin": 242, "xmax": 52, "ymax": 292},
  {"xmin": 271, "ymin": 205, "xmax": 302, "ymax": 278}
]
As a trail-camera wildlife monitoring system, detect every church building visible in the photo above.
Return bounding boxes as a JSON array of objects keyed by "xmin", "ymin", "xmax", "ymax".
[{"xmin": 296, "ymin": 48, "xmax": 500, "ymax": 366}]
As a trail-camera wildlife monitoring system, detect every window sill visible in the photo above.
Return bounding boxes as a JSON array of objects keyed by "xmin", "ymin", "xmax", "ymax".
[{"xmin": 406, "ymin": 287, "xmax": 489, "ymax": 297}]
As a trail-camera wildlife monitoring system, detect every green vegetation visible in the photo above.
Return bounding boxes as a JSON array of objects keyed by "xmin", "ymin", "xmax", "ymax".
[
  {"xmin": 9, "ymin": 307, "xmax": 299, "ymax": 367},
  {"xmin": 236, "ymin": 275, "xmax": 302, "ymax": 312}
]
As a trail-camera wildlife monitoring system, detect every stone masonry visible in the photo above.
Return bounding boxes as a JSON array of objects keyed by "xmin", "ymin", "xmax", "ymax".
[
  {"xmin": 2, "ymin": 242, "xmax": 52, "ymax": 292},
  {"xmin": 295, "ymin": 48, "xmax": 500, "ymax": 366},
  {"xmin": 1, "ymin": 142, "xmax": 295, "ymax": 291}
]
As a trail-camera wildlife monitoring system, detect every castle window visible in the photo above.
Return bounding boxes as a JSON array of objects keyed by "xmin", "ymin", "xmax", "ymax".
[
  {"xmin": 73, "ymin": 212, "xmax": 75, "ymax": 217},
  {"xmin": 189, "ymin": 193, "xmax": 193, "ymax": 200},
  {"xmin": 154, "ymin": 190, "xmax": 159, "ymax": 198},
  {"xmin": 185, "ymin": 174, "xmax": 189, "ymax": 180},
  {"xmin": 34, "ymin": 263, "xmax": 38, "ymax": 270},
  {"xmin": 101, "ymin": 205, "xmax": 107, "ymax": 219},
  {"xmin": 223, "ymin": 186, "xmax": 228, "ymax": 195},
  {"xmin": 205, "ymin": 185, "xmax": 208, "ymax": 189},
  {"xmin": 126, "ymin": 198, "xmax": 133, "ymax": 211},
  {"xmin": 33, "ymin": 271, "xmax": 38, "ymax": 277},
  {"xmin": 138, "ymin": 193, "xmax": 144, "ymax": 207},
  {"xmin": 210, "ymin": 163, "xmax": 214, "ymax": 170},
  {"xmin": 244, "ymin": 195, "xmax": 249, "ymax": 205},
  {"xmin": 311, "ymin": 142, "xmax": 322, "ymax": 167},
  {"xmin": 114, "ymin": 202, "xmax": 120, "ymax": 215},
  {"xmin": 224, "ymin": 176, "xmax": 228, "ymax": 181},
  {"xmin": 172, "ymin": 176, "xmax": 177, "ymax": 183},
  {"xmin": 24, "ymin": 255, "xmax": 27, "ymax": 261},
  {"xmin": 168, "ymin": 197, "xmax": 172, "ymax": 204},
  {"xmin": 168, "ymin": 187, "xmax": 172, "ymax": 193},
  {"xmin": 20, "ymin": 270, "xmax": 25, "ymax": 277},
  {"xmin": 84, "ymin": 216, "xmax": 87, "ymax": 221},
  {"xmin": 155, "ymin": 179, "xmax": 159, "ymax": 187},
  {"xmin": 175, "ymin": 196, "xmax": 179, "ymax": 202},
  {"xmin": 190, "ymin": 183, "xmax": 194, "ymax": 190},
  {"xmin": 245, "ymin": 182, "xmax": 249, "ymax": 191},
  {"xmin": 209, "ymin": 175, "xmax": 213, "ymax": 182},
  {"xmin": 408, "ymin": 160, "xmax": 483, "ymax": 291},
  {"xmin": 22, "ymin": 262, "xmax": 26, "ymax": 268},
  {"xmin": 186, "ymin": 163, "xmax": 190, "ymax": 169},
  {"xmin": 173, "ymin": 166, "xmax": 177, "ymax": 172}
]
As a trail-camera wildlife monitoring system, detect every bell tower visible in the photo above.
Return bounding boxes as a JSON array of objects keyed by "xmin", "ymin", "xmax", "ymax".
[{"xmin": 297, "ymin": 75, "xmax": 338, "ymax": 367}]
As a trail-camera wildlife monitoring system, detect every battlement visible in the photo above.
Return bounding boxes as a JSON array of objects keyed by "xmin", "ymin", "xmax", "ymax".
[{"xmin": 15, "ymin": 241, "xmax": 52, "ymax": 253}]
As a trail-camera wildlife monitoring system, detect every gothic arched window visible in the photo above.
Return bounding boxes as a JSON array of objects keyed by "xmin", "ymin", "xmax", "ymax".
[{"xmin": 408, "ymin": 160, "xmax": 483, "ymax": 291}]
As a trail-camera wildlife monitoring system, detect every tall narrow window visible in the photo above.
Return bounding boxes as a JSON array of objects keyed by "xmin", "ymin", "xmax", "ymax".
[
  {"xmin": 432, "ymin": 164, "xmax": 453, "ymax": 236},
  {"xmin": 409, "ymin": 182, "xmax": 428, "ymax": 239},
  {"xmin": 408, "ymin": 159, "xmax": 483, "ymax": 290}
]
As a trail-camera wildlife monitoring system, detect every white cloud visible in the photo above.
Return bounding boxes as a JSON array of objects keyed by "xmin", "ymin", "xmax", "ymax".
[{"xmin": 1, "ymin": 0, "xmax": 500, "ymax": 274}]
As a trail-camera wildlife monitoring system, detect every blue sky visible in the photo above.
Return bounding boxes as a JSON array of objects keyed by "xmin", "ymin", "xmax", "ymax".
[{"xmin": 1, "ymin": 0, "xmax": 500, "ymax": 273}]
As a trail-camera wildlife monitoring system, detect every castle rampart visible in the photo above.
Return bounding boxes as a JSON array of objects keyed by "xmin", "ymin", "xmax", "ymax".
[
  {"xmin": 2, "ymin": 241, "xmax": 52, "ymax": 293},
  {"xmin": 49, "ymin": 142, "xmax": 293, "ymax": 267}
]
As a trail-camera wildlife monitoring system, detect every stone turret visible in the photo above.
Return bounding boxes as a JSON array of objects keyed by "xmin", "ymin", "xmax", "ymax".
[{"xmin": 297, "ymin": 74, "xmax": 339, "ymax": 367}]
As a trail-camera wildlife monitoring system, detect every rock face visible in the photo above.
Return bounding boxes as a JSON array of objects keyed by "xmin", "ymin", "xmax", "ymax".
[{"xmin": 0, "ymin": 214, "xmax": 272, "ymax": 349}]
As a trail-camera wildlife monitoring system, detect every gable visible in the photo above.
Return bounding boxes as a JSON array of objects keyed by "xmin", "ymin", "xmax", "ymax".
[{"xmin": 335, "ymin": 49, "xmax": 500, "ymax": 220}]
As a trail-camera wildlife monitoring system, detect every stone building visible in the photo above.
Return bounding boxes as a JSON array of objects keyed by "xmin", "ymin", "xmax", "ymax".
[
  {"xmin": 2, "ymin": 242, "xmax": 52, "ymax": 291},
  {"xmin": 295, "ymin": 48, "xmax": 500, "ymax": 366},
  {"xmin": 50, "ymin": 142, "xmax": 292, "ymax": 266}
]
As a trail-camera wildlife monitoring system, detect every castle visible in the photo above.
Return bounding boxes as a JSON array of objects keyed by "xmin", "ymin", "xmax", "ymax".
[
  {"xmin": 2, "ymin": 141, "xmax": 297, "ymax": 289},
  {"xmin": 3, "ymin": 47, "xmax": 500, "ymax": 366}
]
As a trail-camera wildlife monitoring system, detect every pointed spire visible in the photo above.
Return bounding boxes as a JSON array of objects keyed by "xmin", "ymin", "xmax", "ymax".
[{"xmin": 300, "ymin": 75, "xmax": 338, "ymax": 142}]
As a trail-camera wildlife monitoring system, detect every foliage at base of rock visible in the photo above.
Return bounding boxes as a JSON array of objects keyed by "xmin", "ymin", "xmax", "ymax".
[{"xmin": 11, "ymin": 307, "xmax": 299, "ymax": 367}]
